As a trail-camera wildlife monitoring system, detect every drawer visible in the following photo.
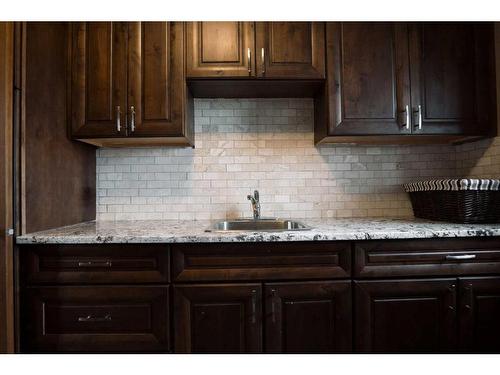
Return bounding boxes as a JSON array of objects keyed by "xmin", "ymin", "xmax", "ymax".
[
  {"xmin": 22, "ymin": 286, "xmax": 169, "ymax": 352},
  {"xmin": 21, "ymin": 244, "xmax": 169, "ymax": 284},
  {"xmin": 354, "ymin": 238, "xmax": 500, "ymax": 278},
  {"xmin": 172, "ymin": 241, "xmax": 351, "ymax": 281}
]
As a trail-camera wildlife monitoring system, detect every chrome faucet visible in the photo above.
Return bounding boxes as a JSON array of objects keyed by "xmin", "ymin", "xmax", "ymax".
[{"xmin": 247, "ymin": 190, "xmax": 261, "ymax": 220}]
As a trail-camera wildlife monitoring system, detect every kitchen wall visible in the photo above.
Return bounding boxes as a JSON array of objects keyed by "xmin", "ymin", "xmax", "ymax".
[{"xmin": 96, "ymin": 98, "xmax": 460, "ymax": 221}]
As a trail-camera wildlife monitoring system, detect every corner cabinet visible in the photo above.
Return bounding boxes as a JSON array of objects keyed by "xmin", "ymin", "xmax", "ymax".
[
  {"xmin": 69, "ymin": 22, "xmax": 193, "ymax": 147},
  {"xmin": 315, "ymin": 22, "xmax": 497, "ymax": 144}
]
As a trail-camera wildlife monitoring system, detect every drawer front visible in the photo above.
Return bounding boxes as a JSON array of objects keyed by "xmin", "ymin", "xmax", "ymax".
[
  {"xmin": 172, "ymin": 242, "xmax": 351, "ymax": 281},
  {"xmin": 354, "ymin": 238, "xmax": 500, "ymax": 278},
  {"xmin": 22, "ymin": 244, "xmax": 169, "ymax": 284},
  {"xmin": 23, "ymin": 286, "xmax": 170, "ymax": 352}
]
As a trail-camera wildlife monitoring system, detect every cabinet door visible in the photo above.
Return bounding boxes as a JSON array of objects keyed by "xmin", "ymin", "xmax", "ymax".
[
  {"xmin": 70, "ymin": 22, "xmax": 127, "ymax": 138},
  {"xmin": 23, "ymin": 286, "xmax": 170, "ymax": 353},
  {"xmin": 128, "ymin": 22, "xmax": 186, "ymax": 137},
  {"xmin": 409, "ymin": 23, "xmax": 495, "ymax": 135},
  {"xmin": 459, "ymin": 277, "xmax": 500, "ymax": 353},
  {"xmin": 255, "ymin": 22, "xmax": 325, "ymax": 79},
  {"xmin": 265, "ymin": 281, "xmax": 351, "ymax": 353},
  {"xmin": 326, "ymin": 23, "xmax": 411, "ymax": 136},
  {"xmin": 174, "ymin": 284, "xmax": 262, "ymax": 353},
  {"xmin": 186, "ymin": 22, "xmax": 255, "ymax": 78},
  {"xmin": 355, "ymin": 279, "xmax": 457, "ymax": 353}
]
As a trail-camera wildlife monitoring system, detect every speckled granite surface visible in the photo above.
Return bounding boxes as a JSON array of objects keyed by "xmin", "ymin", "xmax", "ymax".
[{"xmin": 15, "ymin": 218, "xmax": 500, "ymax": 244}]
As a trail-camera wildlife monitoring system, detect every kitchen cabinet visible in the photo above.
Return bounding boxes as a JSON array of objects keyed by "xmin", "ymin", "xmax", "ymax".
[
  {"xmin": 355, "ymin": 279, "xmax": 457, "ymax": 353},
  {"xmin": 255, "ymin": 22, "xmax": 325, "ymax": 79},
  {"xmin": 459, "ymin": 277, "xmax": 500, "ymax": 352},
  {"xmin": 186, "ymin": 21, "xmax": 325, "ymax": 79},
  {"xmin": 186, "ymin": 22, "xmax": 255, "ymax": 77},
  {"xmin": 23, "ymin": 286, "xmax": 170, "ymax": 353},
  {"xmin": 70, "ymin": 22, "xmax": 193, "ymax": 147},
  {"xmin": 265, "ymin": 281, "xmax": 351, "ymax": 353},
  {"xmin": 316, "ymin": 22, "xmax": 496, "ymax": 144},
  {"xmin": 18, "ymin": 237, "xmax": 500, "ymax": 353},
  {"xmin": 174, "ymin": 284, "xmax": 262, "ymax": 353}
]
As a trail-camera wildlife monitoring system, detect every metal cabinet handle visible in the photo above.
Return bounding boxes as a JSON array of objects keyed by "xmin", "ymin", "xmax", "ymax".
[
  {"xmin": 78, "ymin": 314, "xmax": 112, "ymax": 322},
  {"xmin": 77, "ymin": 260, "xmax": 112, "ymax": 268},
  {"xmin": 402, "ymin": 105, "xmax": 410, "ymax": 130},
  {"xmin": 414, "ymin": 105, "xmax": 422, "ymax": 130},
  {"xmin": 116, "ymin": 106, "xmax": 121, "ymax": 132},
  {"xmin": 270, "ymin": 288, "xmax": 276, "ymax": 323},
  {"xmin": 247, "ymin": 48, "xmax": 252, "ymax": 75},
  {"xmin": 130, "ymin": 105, "xmax": 136, "ymax": 132},
  {"xmin": 251, "ymin": 289, "xmax": 257, "ymax": 324},
  {"xmin": 446, "ymin": 254, "xmax": 476, "ymax": 261},
  {"xmin": 261, "ymin": 47, "xmax": 265, "ymax": 75},
  {"xmin": 464, "ymin": 284, "xmax": 473, "ymax": 310}
]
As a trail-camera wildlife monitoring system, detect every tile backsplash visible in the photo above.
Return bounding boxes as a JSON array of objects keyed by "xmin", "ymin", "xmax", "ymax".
[{"xmin": 96, "ymin": 98, "xmax": 474, "ymax": 221}]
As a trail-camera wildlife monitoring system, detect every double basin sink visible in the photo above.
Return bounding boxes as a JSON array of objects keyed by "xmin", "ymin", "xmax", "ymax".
[{"xmin": 205, "ymin": 218, "xmax": 311, "ymax": 232}]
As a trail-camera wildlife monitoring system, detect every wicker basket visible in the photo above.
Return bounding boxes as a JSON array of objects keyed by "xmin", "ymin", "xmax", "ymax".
[{"xmin": 404, "ymin": 179, "xmax": 500, "ymax": 224}]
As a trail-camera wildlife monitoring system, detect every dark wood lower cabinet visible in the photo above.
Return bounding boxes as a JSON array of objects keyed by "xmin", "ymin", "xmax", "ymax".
[
  {"xmin": 23, "ymin": 286, "xmax": 170, "ymax": 353},
  {"xmin": 459, "ymin": 277, "xmax": 500, "ymax": 353},
  {"xmin": 174, "ymin": 283, "xmax": 262, "ymax": 353},
  {"xmin": 265, "ymin": 281, "xmax": 351, "ymax": 353},
  {"xmin": 355, "ymin": 279, "xmax": 457, "ymax": 353}
]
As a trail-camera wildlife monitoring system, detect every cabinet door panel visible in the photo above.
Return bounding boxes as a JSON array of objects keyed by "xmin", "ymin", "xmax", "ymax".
[
  {"xmin": 459, "ymin": 277, "xmax": 500, "ymax": 353},
  {"xmin": 355, "ymin": 279, "xmax": 457, "ymax": 353},
  {"xmin": 23, "ymin": 286, "xmax": 169, "ymax": 353},
  {"xmin": 186, "ymin": 22, "xmax": 255, "ymax": 77},
  {"xmin": 128, "ymin": 22, "xmax": 185, "ymax": 136},
  {"xmin": 70, "ymin": 22, "xmax": 127, "ymax": 138},
  {"xmin": 409, "ymin": 23, "xmax": 495, "ymax": 135},
  {"xmin": 174, "ymin": 284, "xmax": 262, "ymax": 353},
  {"xmin": 326, "ymin": 22, "xmax": 411, "ymax": 135},
  {"xmin": 256, "ymin": 22, "xmax": 325, "ymax": 78},
  {"xmin": 265, "ymin": 281, "xmax": 351, "ymax": 353}
]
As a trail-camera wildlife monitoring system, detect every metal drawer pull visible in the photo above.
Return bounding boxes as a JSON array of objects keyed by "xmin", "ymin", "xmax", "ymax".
[
  {"xmin": 251, "ymin": 289, "xmax": 257, "ymax": 324},
  {"xmin": 247, "ymin": 48, "xmax": 252, "ymax": 75},
  {"xmin": 402, "ymin": 105, "xmax": 410, "ymax": 130},
  {"xmin": 78, "ymin": 314, "xmax": 112, "ymax": 322},
  {"xmin": 77, "ymin": 260, "xmax": 112, "ymax": 268},
  {"xmin": 270, "ymin": 288, "xmax": 276, "ymax": 323},
  {"xmin": 116, "ymin": 106, "xmax": 121, "ymax": 132},
  {"xmin": 261, "ymin": 47, "xmax": 265, "ymax": 75},
  {"xmin": 445, "ymin": 254, "xmax": 476, "ymax": 261},
  {"xmin": 414, "ymin": 104, "xmax": 423, "ymax": 130},
  {"xmin": 130, "ymin": 105, "xmax": 136, "ymax": 132}
]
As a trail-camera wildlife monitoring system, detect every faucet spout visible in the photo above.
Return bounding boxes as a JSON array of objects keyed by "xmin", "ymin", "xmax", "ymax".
[{"xmin": 247, "ymin": 190, "xmax": 261, "ymax": 219}]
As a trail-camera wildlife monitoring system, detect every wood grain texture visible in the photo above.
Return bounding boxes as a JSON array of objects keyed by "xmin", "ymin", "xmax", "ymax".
[
  {"xmin": 459, "ymin": 277, "xmax": 500, "ymax": 353},
  {"xmin": 265, "ymin": 281, "xmax": 352, "ymax": 353},
  {"xmin": 256, "ymin": 22, "xmax": 325, "ymax": 79},
  {"xmin": 0, "ymin": 21, "xmax": 15, "ymax": 354},
  {"xmin": 174, "ymin": 283, "xmax": 262, "ymax": 353},
  {"xmin": 186, "ymin": 22, "xmax": 255, "ymax": 77},
  {"xmin": 22, "ymin": 285, "xmax": 170, "ymax": 353},
  {"xmin": 409, "ymin": 22, "xmax": 496, "ymax": 135},
  {"xmin": 355, "ymin": 278, "xmax": 457, "ymax": 353},
  {"xmin": 22, "ymin": 22, "xmax": 95, "ymax": 233}
]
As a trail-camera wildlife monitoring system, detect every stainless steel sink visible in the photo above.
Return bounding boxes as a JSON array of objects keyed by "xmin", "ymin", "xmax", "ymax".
[{"xmin": 205, "ymin": 218, "xmax": 311, "ymax": 232}]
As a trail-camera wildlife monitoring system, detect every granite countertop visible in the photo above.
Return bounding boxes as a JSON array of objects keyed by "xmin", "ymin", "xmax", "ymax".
[{"xmin": 15, "ymin": 218, "xmax": 500, "ymax": 244}]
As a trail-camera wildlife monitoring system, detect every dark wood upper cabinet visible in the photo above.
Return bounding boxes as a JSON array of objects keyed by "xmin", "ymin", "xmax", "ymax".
[
  {"xmin": 186, "ymin": 22, "xmax": 255, "ymax": 78},
  {"xmin": 355, "ymin": 279, "xmax": 457, "ymax": 353},
  {"xmin": 409, "ymin": 23, "xmax": 496, "ymax": 136},
  {"xmin": 323, "ymin": 22, "xmax": 411, "ymax": 137},
  {"xmin": 317, "ymin": 22, "xmax": 496, "ymax": 144},
  {"xmin": 174, "ymin": 284, "xmax": 262, "ymax": 353},
  {"xmin": 70, "ymin": 22, "xmax": 193, "ymax": 146},
  {"xmin": 265, "ymin": 281, "xmax": 351, "ymax": 353},
  {"xmin": 70, "ymin": 22, "xmax": 127, "ymax": 138},
  {"xmin": 459, "ymin": 277, "xmax": 500, "ymax": 353},
  {"xmin": 255, "ymin": 22, "xmax": 325, "ymax": 79}
]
